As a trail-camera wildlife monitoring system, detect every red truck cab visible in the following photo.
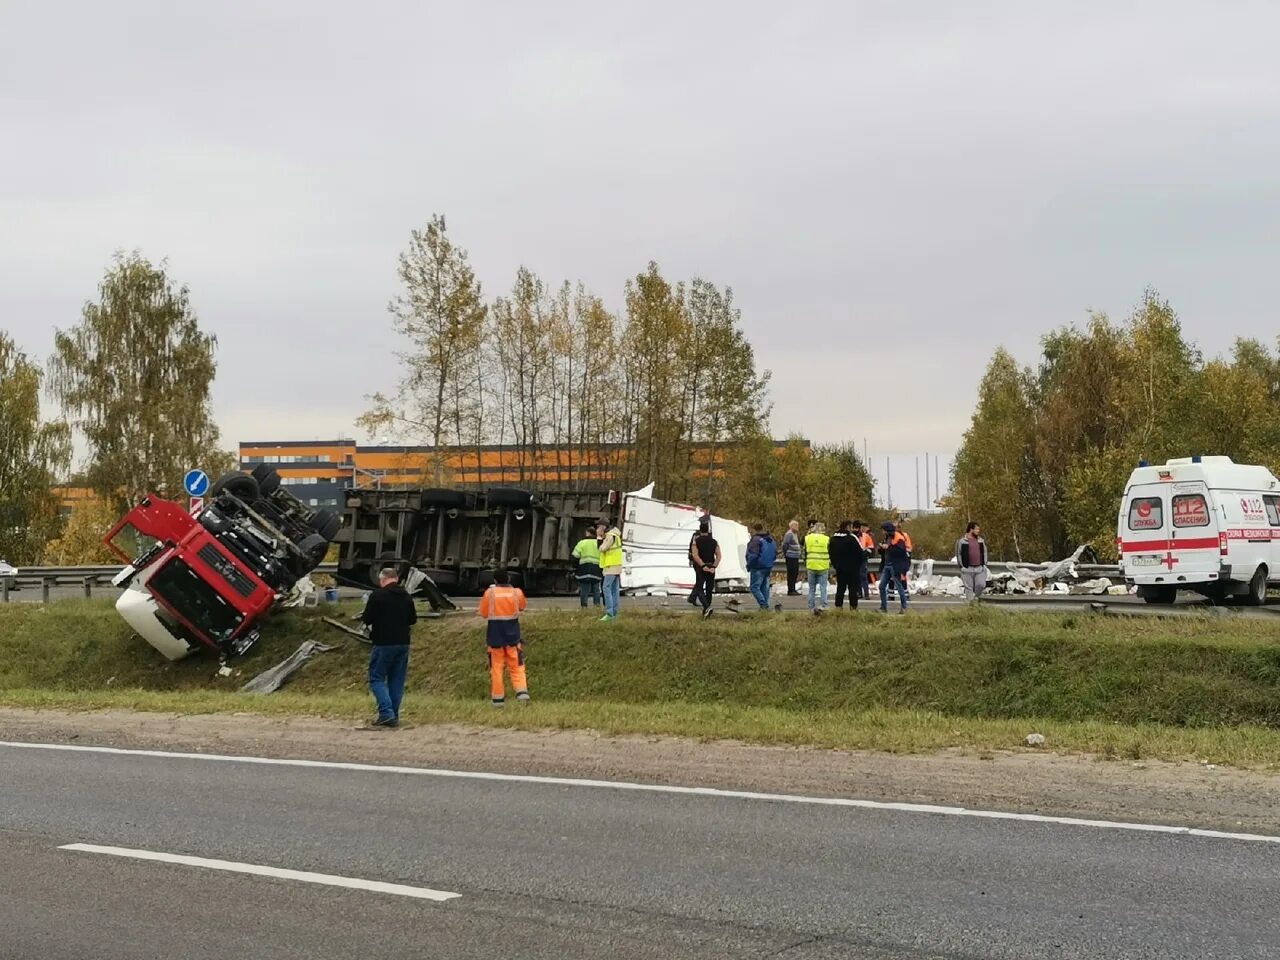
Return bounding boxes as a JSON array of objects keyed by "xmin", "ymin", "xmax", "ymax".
[{"xmin": 104, "ymin": 468, "xmax": 341, "ymax": 660}]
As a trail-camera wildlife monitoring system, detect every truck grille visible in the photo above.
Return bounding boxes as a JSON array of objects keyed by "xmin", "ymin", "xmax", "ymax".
[{"xmin": 197, "ymin": 544, "xmax": 257, "ymax": 599}]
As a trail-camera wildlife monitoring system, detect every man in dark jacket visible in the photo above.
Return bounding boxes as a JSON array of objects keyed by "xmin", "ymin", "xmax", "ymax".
[
  {"xmin": 878, "ymin": 522, "xmax": 911, "ymax": 613},
  {"xmin": 361, "ymin": 567, "xmax": 418, "ymax": 727},
  {"xmin": 829, "ymin": 519, "xmax": 867, "ymax": 609},
  {"xmin": 745, "ymin": 523, "xmax": 777, "ymax": 611}
]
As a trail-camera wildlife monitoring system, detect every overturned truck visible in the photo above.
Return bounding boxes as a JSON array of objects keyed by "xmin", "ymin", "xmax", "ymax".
[
  {"xmin": 335, "ymin": 483, "xmax": 751, "ymax": 596},
  {"xmin": 336, "ymin": 486, "xmax": 617, "ymax": 595},
  {"xmin": 104, "ymin": 465, "xmax": 343, "ymax": 660}
]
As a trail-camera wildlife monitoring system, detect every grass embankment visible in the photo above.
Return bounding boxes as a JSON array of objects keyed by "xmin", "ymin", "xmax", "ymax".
[{"xmin": 4, "ymin": 600, "xmax": 1280, "ymax": 766}]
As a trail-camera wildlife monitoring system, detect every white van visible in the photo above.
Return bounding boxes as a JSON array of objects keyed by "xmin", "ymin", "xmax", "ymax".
[{"xmin": 1118, "ymin": 456, "xmax": 1280, "ymax": 604}]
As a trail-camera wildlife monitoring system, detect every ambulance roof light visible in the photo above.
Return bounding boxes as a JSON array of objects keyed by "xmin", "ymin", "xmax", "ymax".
[
  {"xmin": 1192, "ymin": 455, "xmax": 1203, "ymax": 463},
  {"xmin": 1139, "ymin": 459, "xmax": 1150, "ymax": 468}
]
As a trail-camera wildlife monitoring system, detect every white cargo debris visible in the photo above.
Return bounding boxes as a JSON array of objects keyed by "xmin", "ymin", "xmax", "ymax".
[
  {"xmin": 1069, "ymin": 578, "xmax": 1113, "ymax": 596},
  {"xmin": 1025, "ymin": 733, "xmax": 1046, "ymax": 747},
  {"xmin": 619, "ymin": 483, "xmax": 750, "ymax": 595}
]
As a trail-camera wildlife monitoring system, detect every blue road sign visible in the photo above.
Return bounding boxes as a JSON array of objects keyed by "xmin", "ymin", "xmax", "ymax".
[{"xmin": 183, "ymin": 469, "xmax": 210, "ymax": 497}]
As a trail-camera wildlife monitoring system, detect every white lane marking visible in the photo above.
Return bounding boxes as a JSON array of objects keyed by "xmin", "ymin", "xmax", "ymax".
[
  {"xmin": 4, "ymin": 740, "xmax": 1276, "ymax": 845},
  {"xmin": 58, "ymin": 843, "xmax": 460, "ymax": 902}
]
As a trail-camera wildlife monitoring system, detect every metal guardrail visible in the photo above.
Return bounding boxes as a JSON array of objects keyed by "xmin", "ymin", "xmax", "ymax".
[{"xmin": 2, "ymin": 559, "xmax": 1121, "ymax": 603}]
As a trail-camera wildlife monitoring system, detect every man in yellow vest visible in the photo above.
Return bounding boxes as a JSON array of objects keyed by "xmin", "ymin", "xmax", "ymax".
[
  {"xmin": 805, "ymin": 522, "xmax": 830, "ymax": 614},
  {"xmin": 599, "ymin": 523, "xmax": 624, "ymax": 621},
  {"xmin": 571, "ymin": 525, "xmax": 603, "ymax": 608}
]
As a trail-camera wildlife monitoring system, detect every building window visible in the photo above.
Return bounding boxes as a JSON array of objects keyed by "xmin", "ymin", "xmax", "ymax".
[{"xmin": 317, "ymin": 455, "xmax": 330, "ymax": 462}]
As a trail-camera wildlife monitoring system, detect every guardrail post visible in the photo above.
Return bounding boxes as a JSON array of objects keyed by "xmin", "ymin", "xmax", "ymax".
[
  {"xmin": 42, "ymin": 578, "xmax": 52, "ymax": 603},
  {"xmin": 82, "ymin": 577, "xmax": 93, "ymax": 599}
]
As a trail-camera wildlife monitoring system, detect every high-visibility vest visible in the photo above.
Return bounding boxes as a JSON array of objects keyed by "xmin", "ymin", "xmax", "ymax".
[
  {"xmin": 600, "ymin": 530, "xmax": 624, "ymax": 569},
  {"xmin": 804, "ymin": 533, "xmax": 830, "ymax": 572},
  {"xmin": 479, "ymin": 585, "xmax": 526, "ymax": 621},
  {"xmin": 572, "ymin": 537, "xmax": 601, "ymax": 564}
]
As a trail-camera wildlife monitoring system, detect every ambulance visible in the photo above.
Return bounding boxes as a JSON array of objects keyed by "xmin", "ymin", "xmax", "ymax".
[{"xmin": 1117, "ymin": 456, "xmax": 1280, "ymax": 604}]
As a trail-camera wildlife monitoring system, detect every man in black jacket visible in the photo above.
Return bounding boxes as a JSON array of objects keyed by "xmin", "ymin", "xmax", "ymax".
[
  {"xmin": 361, "ymin": 567, "xmax": 417, "ymax": 728},
  {"xmin": 829, "ymin": 520, "xmax": 863, "ymax": 609}
]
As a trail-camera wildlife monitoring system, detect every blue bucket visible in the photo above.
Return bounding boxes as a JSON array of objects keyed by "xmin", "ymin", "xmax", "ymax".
[{"xmin": 324, "ymin": 587, "xmax": 339, "ymax": 602}]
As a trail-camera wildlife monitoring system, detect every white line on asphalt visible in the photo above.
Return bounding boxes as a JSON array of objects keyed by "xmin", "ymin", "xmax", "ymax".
[
  {"xmin": 5, "ymin": 740, "xmax": 1277, "ymax": 845},
  {"xmin": 58, "ymin": 843, "xmax": 461, "ymax": 902}
]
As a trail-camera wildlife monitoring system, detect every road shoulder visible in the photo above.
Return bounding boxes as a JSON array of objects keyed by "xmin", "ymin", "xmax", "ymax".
[{"xmin": 2, "ymin": 706, "xmax": 1276, "ymax": 834}]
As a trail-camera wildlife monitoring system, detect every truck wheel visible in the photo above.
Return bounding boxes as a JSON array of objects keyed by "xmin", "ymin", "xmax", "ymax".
[
  {"xmin": 421, "ymin": 488, "xmax": 468, "ymax": 508},
  {"xmin": 1140, "ymin": 586, "xmax": 1176, "ymax": 605},
  {"xmin": 310, "ymin": 508, "xmax": 342, "ymax": 541},
  {"xmin": 296, "ymin": 533, "xmax": 329, "ymax": 569},
  {"xmin": 251, "ymin": 464, "xmax": 281, "ymax": 496},
  {"xmin": 485, "ymin": 486, "xmax": 533, "ymax": 508},
  {"xmin": 211, "ymin": 472, "xmax": 259, "ymax": 501},
  {"xmin": 1246, "ymin": 566, "xmax": 1268, "ymax": 606}
]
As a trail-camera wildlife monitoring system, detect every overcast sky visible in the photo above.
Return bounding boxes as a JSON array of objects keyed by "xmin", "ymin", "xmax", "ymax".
[{"xmin": 4, "ymin": 1, "xmax": 1278, "ymax": 508}]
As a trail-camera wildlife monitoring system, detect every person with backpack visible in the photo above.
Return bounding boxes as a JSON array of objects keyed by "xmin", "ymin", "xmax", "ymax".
[
  {"xmin": 745, "ymin": 523, "xmax": 777, "ymax": 611},
  {"xmin": 828, "ymin": 519, "xmax": 863, "ymax": 610}
]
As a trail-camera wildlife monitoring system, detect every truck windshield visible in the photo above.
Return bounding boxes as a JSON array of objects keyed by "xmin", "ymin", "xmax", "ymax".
[{"xmin": 149, "ymin": 558, "xmax": 243, "ymax": 642}]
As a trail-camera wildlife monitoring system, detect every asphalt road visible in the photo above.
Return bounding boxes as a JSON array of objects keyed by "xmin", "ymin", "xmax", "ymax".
[{"xmin": 2, "ymin": 742, "xmax": 1278, "ymax": 959}]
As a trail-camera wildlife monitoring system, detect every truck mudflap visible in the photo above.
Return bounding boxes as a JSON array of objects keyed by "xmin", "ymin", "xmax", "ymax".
[{"xmin": 404, "ymin": 567, "xmax": 458, "ymax": 611}]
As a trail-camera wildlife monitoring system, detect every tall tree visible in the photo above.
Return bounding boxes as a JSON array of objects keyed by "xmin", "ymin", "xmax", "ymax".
[
  {"xmin": 951, "ymin": 349, "xmax": 1042, "ymax": 560},
  {"xmin": 48, "ymin": 253, "xmax": 223, "ymax": 511},
  {"xmin": 360, "ymin": 215, "xmax": 487, "ymax": 484},
  {"xmin": 0, "ymin": 332, "xmax": 70, "ymax": 563},
  {"xmin": 621, "ymin": 263, "xmax": 687, "ymax": 491}
]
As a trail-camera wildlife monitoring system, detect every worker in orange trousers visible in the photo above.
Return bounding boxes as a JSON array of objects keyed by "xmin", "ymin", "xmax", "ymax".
[{"xmin": 478, "ymin": 569, "xmax": 530, "ymax": 706}]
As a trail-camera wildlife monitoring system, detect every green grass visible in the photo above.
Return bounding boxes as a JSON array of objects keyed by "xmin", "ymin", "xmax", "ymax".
[{"xmin": 4, "ymin": 600, "xmax": 1280, "ymax": 766}]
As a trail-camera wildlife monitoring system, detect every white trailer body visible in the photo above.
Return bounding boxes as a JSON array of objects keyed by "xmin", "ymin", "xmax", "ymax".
[{"xmin": 619, "ymin": 483, "xmax": 749, "ymax": 595}]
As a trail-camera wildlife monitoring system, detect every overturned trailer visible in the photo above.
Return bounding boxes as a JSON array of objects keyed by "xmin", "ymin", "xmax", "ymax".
[
  {"xmin": 335, "ymin": 483, "xmax": 750, "ymax": 596},
  {"xmin": 337, "ymin": 486, "xmax": 617, "ymax": 594}
]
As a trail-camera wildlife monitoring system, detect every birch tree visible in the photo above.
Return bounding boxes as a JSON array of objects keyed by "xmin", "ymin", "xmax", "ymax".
[
  {"xmin": 0, "ymin": 332, "xmax": 70, "ymax": 562},
  {"xmin": 360, "ymin": 215, "xmax": 487, "ymax": 484},
  {"xmin": 48, "ymin": 253, "xmax": 225, "ymax": 511}
]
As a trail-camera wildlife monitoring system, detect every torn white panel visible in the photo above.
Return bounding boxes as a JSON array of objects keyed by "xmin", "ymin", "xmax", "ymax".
[{"xmin": 619, "ymin": 485, "xmax": 749, "ymax": 594}]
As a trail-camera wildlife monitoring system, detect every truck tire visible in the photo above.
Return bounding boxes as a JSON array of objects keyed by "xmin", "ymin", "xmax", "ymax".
[
  {"xmin": 211, "ymin": 472, "xmax": 259, "ymax": 501},
  {"xmin": 421, "ymin": 488, "xmax": 469, "ymax": 508},
  {"xmin": 310, "ymin": 508, "xmax": 342, "ymax": 541},
  {"xmin": 1246, "ymin": 566, "xmax": 1268, "ymax": 606},
  {"xmin": 1140, "ymin": 585, "xmax": 1176, "ymax": 605},
  {"xmin": 251, "ymin": 464, "xmax": 281, "ymax": 496},
  {"xmin": 296, "ymin": 533, "xmax": 329, "ymax": 568},
  {"xmin": 485, "ymin": 487, "xmax": 533, "ymax": 508}
]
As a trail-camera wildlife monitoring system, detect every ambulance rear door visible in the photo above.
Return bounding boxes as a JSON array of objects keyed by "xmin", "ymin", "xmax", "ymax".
[
  {"xmin": 1166, "ymin": 481, "xmax": 1219, "ymax": 582},
  {"xmin": 1121, "ymin": 483, "xmax": 1170, "ymax": 582}
]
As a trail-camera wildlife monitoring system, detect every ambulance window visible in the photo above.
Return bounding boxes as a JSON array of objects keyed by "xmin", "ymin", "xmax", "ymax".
[
  {"xmin": 1127, "ymin": 497, "xmax": 1163, "ymax": 531},
  {"xmin": 1171, "ymin": 494, "xmax": 1209, "ymax": 528},
  {"xmin": 1264, "ymin": 496, "xmax": 1280, "ymax": 527}
]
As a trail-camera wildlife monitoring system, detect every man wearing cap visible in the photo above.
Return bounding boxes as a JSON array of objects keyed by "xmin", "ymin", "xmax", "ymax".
[{"xmin": 878, "ymin": 522, "xmax": 911, "ymax": 613}]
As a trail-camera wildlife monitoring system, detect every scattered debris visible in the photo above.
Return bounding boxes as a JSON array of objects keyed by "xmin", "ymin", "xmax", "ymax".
[
  {"xmin": 240, "ymin": 640, "xmax": 340, "ymax": 694},
  {"xmin": 1025, "ymin": 733, "xmax": 1046, "ymax": 747}
]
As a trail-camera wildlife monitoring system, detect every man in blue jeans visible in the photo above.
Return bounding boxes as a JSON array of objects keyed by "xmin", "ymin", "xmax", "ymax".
[
  {"xmin": 361, "ymin": 567, "xmax": 417, "ymax": 727},
  {"xmin": 745, "ymin": 523, "xmax": 777, "ymax": 611}
]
